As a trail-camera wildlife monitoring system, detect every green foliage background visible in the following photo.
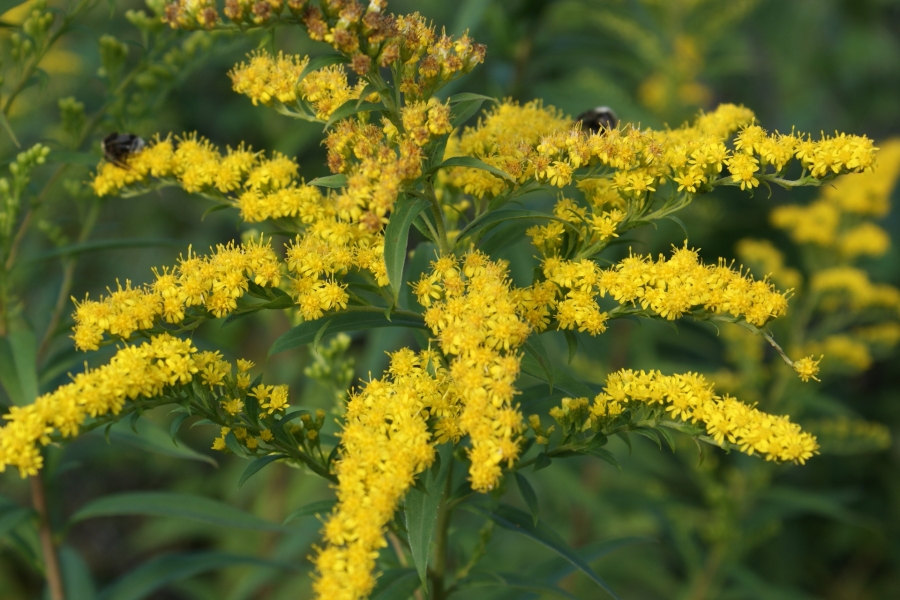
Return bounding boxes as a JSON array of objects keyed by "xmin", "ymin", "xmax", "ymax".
[{"xmin": 1, "ymin": 0, "xmax": 899, "ymax": 598}]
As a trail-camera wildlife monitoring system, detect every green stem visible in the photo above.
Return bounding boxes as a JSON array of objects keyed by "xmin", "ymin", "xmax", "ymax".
[
  {"xmin": 430, "ymin": 462, "xmax": 454, "ymax": 600},
  {"xmin": 31, "ymin": 475, "xmax": 65, "ymax": 600}
]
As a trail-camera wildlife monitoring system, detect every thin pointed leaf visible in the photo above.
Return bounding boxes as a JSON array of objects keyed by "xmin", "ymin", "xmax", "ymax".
[
  {"xmin": 29, "ymin": 238, "xmax": 183, "ymax": 262},
  {"xmin": 0, "ymin": 337, "xmax": 25, "ymax": 405},
  {"xmin": 297, "ymin": 54, "xmax": 350, "ymax": 82},
  {"xmin": 238, "ymin": 454, "xmax": 286, "ymax": 488},
  {"xmin": 454, "ymin": 571, "xmax": 579, "ymax": 600},
  {"xmin": 514, "ymin": 472, "xmax": 540, "ymax": 526},
  {"xmin": 283, "ymin": 500, "xmax": 337, "ymax": 525},
  {"xmin": 56, "ymin": 546, "xmax": 97, "ymax": 600},
  {"xmin": 97, "ymin": 552, "xmax": 295, "ymax": 600},
  {"xmin": 0, "ymin": 505, "xmax": 33, "ymax": 540},
  {"xmin": 103, "ymin": 420, "xmax": 217, "ymax": 467},
  {"xmin": 466, "ymin": 503, "xmax": 619, "ymax": 599},
  {"xmin": 168, "ymin": 412, "xmax": 190, "ymax": 444},
  {"xmin": 269, "ymin": 307, "xmax": 427, "ymax": 356},
  {"xmin": 633, "ymin": 428, "xmax": 662, "ymax": 450},
  {"xmin": 370, "ymin": 568, "xmax": 421, "ymax": 600},
  {"xmin": 431, "ymin": 155, "xmax": 515, "ymax": 183},
  {"xmin": 405, "ymin": 443, "xmax": 452, "ymax": 587},
  {"xmin": 522, "ymin": 335, "xmax": 554, "ymax": 392},
  {"xmin": 307, "ymin": 174, "xmax": 347, "ymax": 188},
  {"xmin": 457, "ymin": 208, "xmax": 574, "ymax": 242},
  {"xmin": 70, "ymin": 492, "xmax": 281, "ymax": 531},
  {"xmin": 6, "ymin": 328, "xmax": 37, "ymax": 404},
  {"xmin": 224, "ymin": 431, "xmax": 247, "ymax": 458},
  {"xmin": 385, "ymin": 195, "xmax": 431, "ymax": 303},
  {"xmin": 584, "ymin": 447, "xmax": 621, "ymax": 470},
  {"xmin": 324, "ymin": 100, "xmax": 384, "ymax": 129},
  {"xmin": 563, "ymin": 330, "xmax": 578, "ymax": 364},
  {"xmin": 0, "ymin": 110, "xmax": 20, "ymax": 147}
]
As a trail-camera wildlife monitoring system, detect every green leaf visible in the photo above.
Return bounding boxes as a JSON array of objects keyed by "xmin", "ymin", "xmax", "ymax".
[
  {"xmin": 431, "ymin": 155, "xmax": 515, "ymax": 183},
  {"xmin": 530, "ymin": 537, "xmax": 654, "ymax": 593},
  {"xmin": 0, "ymin": 338, "xmax": 25, "ymax": 406},
  {"xmin": 283, "ymin": 500, "xmax": 337, "ymax": 525},
  {"xmin": 454, "ymin": 571, "xmax": 578, "ymax": 600},
  {"xmin": 238, "ymin": 454, "xmax": 285, "ymax": 488},
  {"xmin": 384, "ymin": 195, "xmax": 431, "ymax": 304},
  {"xmin": 466, "ymin": 503, "xmax": 619, "ymax": 599},
  {"xmin": 632, "ymin": 427, "xmax": 662, "ymax": 450},
  {"xmin": 30, "ymin": 238, "xmax": 183, "ymax": 262},
  {"xmin": 168, "ymin": 412, "xmax": 190, "ymax": 443},
  {"xmin": 324, "ymin": 100, "xmax": 384, "ymax": 129},
  {"xmin": 97, "ymin": 552, "xmax": 295, "ymax": 600},
  {"xmin": 0, "ymin": 505, "xmax": 33, "ymax": 540},
  {"xmin": 269, "ymin": 307, "xmax": 427, "ymax": 356},
  {"xmin": 584, "ymin": 447, "xmax": 620, "ymax": 470},
  {"xmin": 103, "ymin": 419, "xmax": 217, "ymax": 467},
  {"xmin": 4, "ymin": 328, "xmax": 37, "ymax": 405},
  {"xmin": 448, "ymin": 93, "xmax": 492, "ymax": 128},
  {"xmin": 757, "ymin": 487, "xmax": 873, "ymax": 529},
  {"xmin": 0, "ymin": 109, "xmax": 20, "ymax": 147},
  {"xmin": 70, "ymin": 492, "xmax": 282, "ymax": 531},
  {"xmin": 307, "ymin": 174, "xmax": 347, "ymax": 188},
  {"xmin": 370, "ymin": 568, "xmax": 421, "ymax": 600},
  {"xmin": 224, "ymin": 431, "xmax": 247, "ymax": 458},
  {"xmin": 533, "ymin": 452, "xmax": 552, "ymax": 472},
  {"xmin": 297, "ymin": 54, "xmax": 350, "ymax": 82},
  {"xmin": 515, "ymin": 472, "xmax": 540, "ymax": 526},
  {"xmin": 457, "ymin": 208, "xmax": 573, "ymax": 244},
  {"xmin": 522, "ymin": 335, "xmax": 554, "ymax": 392},
  {"xmin": 57, "ymin": 546, "xmax": 97, "ymax": 600},
  {"xmin": 665, "ymin": 215, "xmax": 690, "ymax": 240},
  {"xmin": 563, "ymin": 330, "xmax": 578, "ymax": 364},
  {"xmin": 405, "ymin": 443, "xmax": 452, "ymax": 587},
  {"xmin": 520, "ymin": 351, "xmax": 596, "ymax": 399}
]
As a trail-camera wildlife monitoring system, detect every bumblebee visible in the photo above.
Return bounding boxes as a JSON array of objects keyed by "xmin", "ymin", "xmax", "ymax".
[
  {"xmin": 101, "ymin": 132, "xmax": 145, "ymax": 167},
  {"xmin": 574, "ymin": 106, "xmax": 618, "ymax": 133}
]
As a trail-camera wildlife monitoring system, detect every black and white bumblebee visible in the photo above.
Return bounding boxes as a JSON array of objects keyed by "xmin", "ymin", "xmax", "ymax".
[
  {"xmin": 101, "ymin": 132, "xmax": 146, "ymax": 167},
  {"xmin": 574, "ymin": 106, "xmax": 618, "ymax": 133}
]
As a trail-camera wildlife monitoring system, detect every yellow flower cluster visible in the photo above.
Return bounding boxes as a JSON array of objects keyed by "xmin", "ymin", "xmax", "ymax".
[
  {"xmin": 229, "ymin": 51, "xmax": 309, "ymax": 106},
  {"xmin": 543, "ymin": 244, "xmax": 790, "ymax": 329},
  {"xmin": 418, "ymin": 252, "xmax": 532, "ymax": 492},
  {"xmin": 771, "ymin": 138, "xmax": 900, "ymax": 258},
  {"xmin": 442, "ymin": 101, "xmax": 876, "ymax": 202},
  {"xmin": 593, "ymin": 369, "xmax": 819, "ymax": 463},
  {"xmin": 165, "ymin": 0, "xmax": 486, "ymax": 100},
  {"xmin": 229, "ymin": 50, "xmax": 379, "ymax": 120},
  {"xmin": 0, "ymin": 334, "xmax": 199, "ymax": 477},
  {"xmin": 71, "ymin": 238, "xmax": 281, "ymax": 351},
  {"xmin": 92, "ymin": 133, "xmax": 296, "ymax": 197},
  {"xmin": 527, "ymin": 196, "xmax": 625, "ymax": 257},
  {"xmin": 313, "ymin": 348, "xmax": 448, "ymax": 600},
  {"xmin": 810, "ymin": 267, "xmax": 900, "ymax": 312}
]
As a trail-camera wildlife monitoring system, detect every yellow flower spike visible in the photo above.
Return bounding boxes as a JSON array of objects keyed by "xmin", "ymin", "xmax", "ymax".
[
  {"xmin": 594, "ymin": 369, "xmax": 818, "ymax": 463},
  {"xmin": 793, "ymin": 355, "xmax": 822, "ymax": 382}
]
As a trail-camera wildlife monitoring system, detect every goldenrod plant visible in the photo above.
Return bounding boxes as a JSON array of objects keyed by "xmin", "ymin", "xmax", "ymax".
[{"xmin": 0, "ymin": 1, "xmax": 896, "ymax": 599}]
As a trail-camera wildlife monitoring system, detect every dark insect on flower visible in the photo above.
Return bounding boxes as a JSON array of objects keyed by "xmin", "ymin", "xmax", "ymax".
[
  {"xmin": 101, "ymin": 132, "xmax": 146, "ymax": 168},
  {"xmin": 575, "ymin": 106, "xmax": 618, "ymax": 133}
]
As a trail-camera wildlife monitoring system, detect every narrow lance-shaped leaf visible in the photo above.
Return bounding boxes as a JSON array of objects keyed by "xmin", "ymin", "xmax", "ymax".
[
  {"xmin": 465, "ymin": 503, "xmax": 620, "ymax": 599},
  {"xmin": 269, "ymin": 307, "xmax": 427, "ymax": 356},
  {"xmin": 405, "ymin": 443, "xmax": 452, "ymax": 586},
  {"xmin": 70, "ymin": 492, "xmax": 282, "ymax": 531},
  {"xmin": 384, "ymin": 195, "xmax": 431, "ymax": 303},
  {"xmin": 97, "ymin": 552, "xmax": 297, "ymax": 600}
]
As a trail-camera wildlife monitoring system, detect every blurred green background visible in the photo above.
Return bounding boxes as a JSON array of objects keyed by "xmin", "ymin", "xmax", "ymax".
[{"xmin": 1, "ymin": 0, "xmax": 899, "ymax": 598}]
